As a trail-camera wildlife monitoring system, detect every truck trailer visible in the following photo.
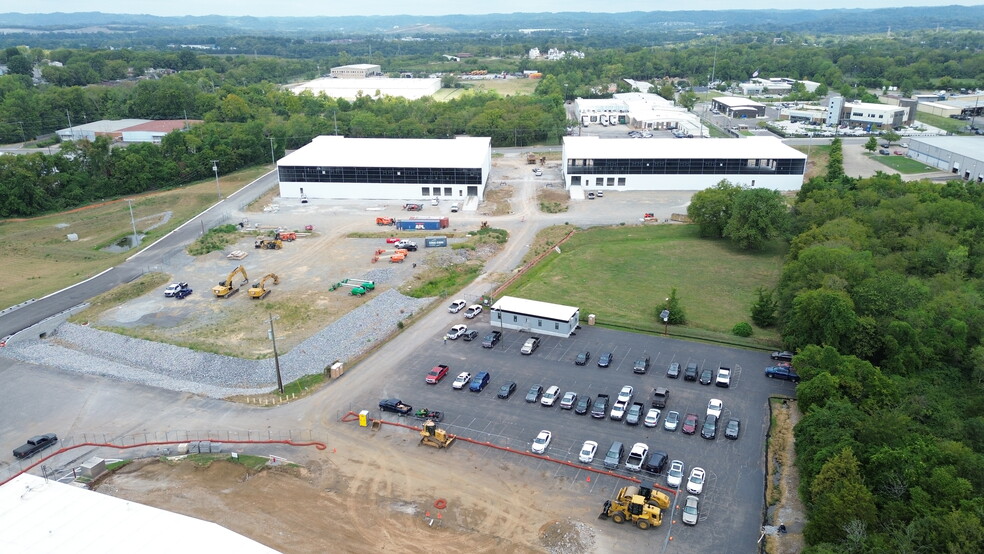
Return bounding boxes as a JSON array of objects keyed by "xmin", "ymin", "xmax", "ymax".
[{"xmin": 395, "ymin": 217, "xmax": 450, "ymax": 231}]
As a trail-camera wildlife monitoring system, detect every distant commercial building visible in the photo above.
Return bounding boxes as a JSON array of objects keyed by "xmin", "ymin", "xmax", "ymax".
[
  {"xmin": 907, "ymin": 136, "xmax": 984, "ymax": 183},
  {"xmin": 826, "ymin": 97, "xmax": 909, "ymax": 129},
  {"xmin": 55, "ymin": 119, "xmax": 199, "ymax": 143},
  {"xmin": 574, "ymin": 93, "xmax": 702, "ymax": 133},
  {"xmin": 562, "ymin": 136, "xmax": 806, "ymax": 192},
  {"xmin": 330, "ymin": 64, "xmax": 381, "ymax": 79},
  {"xmin": 490, "ymin": 296, "xmax": 579, "ymax": 338},
  {"xmin": 738, "ymin": 77, "xmax": 821, "ymax": 96},
  {"xmin": 277, "ymin": 136, "xmax": 491, "ymax": 200}
]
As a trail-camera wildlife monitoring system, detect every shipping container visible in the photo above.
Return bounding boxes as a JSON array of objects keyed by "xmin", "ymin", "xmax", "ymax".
[
  {"xmin": 425, "ymin": 236, "xmax": 448, "ymax": 248},
  {"xmin": 396, "ymin": 217, "xmax": 450, "ymax": 231}
]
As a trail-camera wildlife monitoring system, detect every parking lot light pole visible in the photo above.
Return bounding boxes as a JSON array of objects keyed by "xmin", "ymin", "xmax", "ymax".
[{"xmin": 660, "ymin": 308, "xmax": 670, "ymax": 336}]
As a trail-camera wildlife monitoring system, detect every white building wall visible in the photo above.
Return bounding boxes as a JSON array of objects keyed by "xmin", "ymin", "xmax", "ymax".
[
  {"xmin": 491, "ymin": 309, "xmax": 578, "ymax": 338},
  {"xmin": 279, "ymin": 181, "xmax": 487, "ymax": 200},
  {"xmin": 565, "ymin": 172, "xmax": 803, "ymax": 192}
]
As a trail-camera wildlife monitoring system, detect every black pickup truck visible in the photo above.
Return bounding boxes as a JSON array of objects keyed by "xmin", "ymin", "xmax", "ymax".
[
  {"xmin": 379, "ymin": 398, "xmax": 413, "ymax": 415},
  {"xmin": 13, "ymin": 433, "xmax": 58, "ymax": 459}
]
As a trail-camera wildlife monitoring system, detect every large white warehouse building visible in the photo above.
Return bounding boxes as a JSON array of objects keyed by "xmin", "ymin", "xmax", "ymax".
[
  {"xmin": 277, "ymin": 136, "xmax": 492, "ymax": 200},
  {"xmin": 562, "ymin": 136, "xmax": 807, "ymax": 192}
]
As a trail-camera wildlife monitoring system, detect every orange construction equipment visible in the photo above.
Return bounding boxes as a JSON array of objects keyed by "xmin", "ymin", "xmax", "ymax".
[
  {"xmin": 376, "ymin": 217, "xmax": 395, "ymax": 226},
  {"xmin": 277, "ymin": 231, "xmax": 297, "ymax": 241},
  {"xmin": 371, "ymin": 248, "xmax": 408, "ymax": 263}
]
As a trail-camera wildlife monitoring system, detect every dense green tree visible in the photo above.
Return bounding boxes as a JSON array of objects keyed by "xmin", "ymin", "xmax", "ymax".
[
  {"xmin": 804, "ymin": 447, "xmax": 877, "ymax": 545},
  {"xmin": 750, "ymin": 287, "xmax": 778, "ymax": 327},
  {"xmin": 723, "ymin": 188, "xmax": 790, "ymax": 250},
  {"xmin": 864, "ymin": 136, "xmax": 877, "ymax": 152},
  {"xmin": 686, "ymin": 180, "xmax": 740, "ymax": 238},
  {"xmin": 658, "ymin": 288, "xmax": 686, "ymax": 325}
]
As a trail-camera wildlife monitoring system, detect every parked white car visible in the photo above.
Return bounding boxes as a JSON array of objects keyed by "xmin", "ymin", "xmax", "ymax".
[
  {"xmin": 667, "ymin": 460, "xmax": 685, "ymax": 488},
  {"xmin": 687, "ymin": 467, "xmax": 706, "ymax": 494},
  {"xmin": 451, "ymin": 371, "xmax": 471, "ymax": 390},
  {"xmin": 446, "ymin": 324, "xmax": 468, "ymax": 340},
  {"xmin": 532, "ymin": 430, "xmax": 552, "ymax": 454},
  {"xmin": 448, "ymin": 299, "xmax": 467, "ymax": 313},
  {"xmin": 644, "ymin": 408, "xmax": 661, "ymax": 428},
  {"xmin": 707, "ymin": 399, "xmax": 723, "ymax": 419},
  {"xmin": 578, "ymin": 440, "xmax": 598, "ymax": 463},
  {"xmin": 682, "ymin": 495, "xmax": 700, "ymax": 525},
  {"xmin": 541, "ymin": 385, "xmax": 561, "ymax": 407},
  {"xmin": 464, "ymin": 304, "xmax": 483, "ymax": 319}
]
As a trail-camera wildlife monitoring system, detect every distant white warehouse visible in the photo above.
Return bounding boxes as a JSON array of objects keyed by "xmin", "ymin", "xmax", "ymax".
[
  {"xmin": 562, "ymin": 136, "xmax": 807, "ymax": 191},
  {"xmin": 290, "ymin": 77, "xmax": 441, "ymax": 100},
  {"xmin": 491, "ymin": 296, "xmax": 579, "ymax": 338},
  {"xmin": 277, "ymin": 136, "xmax": 492, "ymax": 200}
]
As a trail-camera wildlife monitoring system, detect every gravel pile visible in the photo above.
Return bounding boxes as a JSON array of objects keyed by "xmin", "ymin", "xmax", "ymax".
[{"xmin": 1, "ymin": 288, "xmax": 433, "ymax": 398}]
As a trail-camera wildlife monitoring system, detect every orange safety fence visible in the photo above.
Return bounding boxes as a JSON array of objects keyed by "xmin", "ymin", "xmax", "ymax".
[{"xmin": 341, "ymin": 411, "xmax": 677, "ymax": 496}]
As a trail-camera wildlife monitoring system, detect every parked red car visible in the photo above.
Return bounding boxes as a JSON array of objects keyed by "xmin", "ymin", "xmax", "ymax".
[
  {"xmin": 682, "ymin": 413, "xmax": 699, "ymax": 435},
  {"xmin": 385, "ymin": 237, "xmax": 402, "ymax": 244}
]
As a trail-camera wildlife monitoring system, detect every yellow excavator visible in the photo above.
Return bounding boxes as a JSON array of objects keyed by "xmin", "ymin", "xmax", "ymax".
[
  {"xmin": 212, "ymin": 265, "xmax": 248, "ymax": 298},
  {"xmin": 599, "ymin": 485, "xmax": 670, "ymax": 530},
  {"xmin": 248, "ymin": 273, "xmax": 280, "ymax": 299}
]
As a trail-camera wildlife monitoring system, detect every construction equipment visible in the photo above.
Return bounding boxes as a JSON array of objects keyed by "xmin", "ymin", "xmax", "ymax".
[
  {"xmin": 371, "ymin": 249, "xmax": 408, "ymax": 263},
  {"xmin": 598, "ymin": 485, "xmax": 670, "ymax": 530},
  {"xmin": 419, "ymin": 420, "xmax": 455, "ymax": 449},
  {"xmin": 254, "ymin": 238, "xmax": 283, "ymax": 249},
  {"xmin": 330, "ymin": 278, "xmax": 376, "ymax": 295},
  {"xmin": 376, "ymin": 217, "xmax": 395, "ymax": 226},
  {"xmin": 212, "ymin": 265, "xmax": 248, "ymax": 298},
  {"xmin": 248, "ymin": 273, "xmax": 280, "ymax": 299},
  {"xmin": 527, "ymin": 152, "xmax": 537, "ymax": 164},
  {"xmin": 641, "ymin": 213, "xmax": 657, "ymax": 222},
  {"xmin": 276, "ymin": 231, "xmax": 297, "ymax": 241}
]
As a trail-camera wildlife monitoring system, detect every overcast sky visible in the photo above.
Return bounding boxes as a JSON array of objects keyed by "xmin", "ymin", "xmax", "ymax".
[{"xmin": 19, "ymin": 1, "xmax": 983, "ymax": 18}]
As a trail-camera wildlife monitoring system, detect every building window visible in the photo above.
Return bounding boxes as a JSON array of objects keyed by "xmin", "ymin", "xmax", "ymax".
[
  {"xmin": 537, "ymin": 319, "xmax": 542, "ymax": 327},
  {"xmin": 421, "ymin": 187, "xmax": 429, "ymax": 196},
  {"xmin": 607, "ymin": 177, "xmax": 615, "ymax": 186},
  {"xmin": 617, "ymin": 178, "xmax": 626, "ymax": 186},
  {"xmin": 513, "ymin": 315, "xmax": 518, "ymax": 322},
  {"xmin": 596, "ymin": 178, "xmax": 603, "ymax": 187},
  {"xmin": 555, "ymin": 322, "xmax": 559, "ymax": 330}
]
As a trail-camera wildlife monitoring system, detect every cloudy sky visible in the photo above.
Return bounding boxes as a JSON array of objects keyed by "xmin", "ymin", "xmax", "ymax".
[{"xmin": 20, "ymin": 1, "xmax": 982, "ymax": 18}]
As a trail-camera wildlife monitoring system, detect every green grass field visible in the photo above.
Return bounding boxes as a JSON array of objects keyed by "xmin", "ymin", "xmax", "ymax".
[
  {"xmin": 871, "ymin": 154, "xmax": 938, "ymax": 173},
  {"xmin": 436, "ymin": 78, "xmax": 538, "ymax": 100},
  {"xmin": 504, "ymin": 225, "xmax": 786, "ymax": 345}
]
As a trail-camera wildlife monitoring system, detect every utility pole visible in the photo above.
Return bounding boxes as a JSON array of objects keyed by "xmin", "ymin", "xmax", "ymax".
[
  {"xmin": 333, "ymin": 111, "xmax": 339, "ymax": 135},
  {"xmin": 268, "ymin": 137, "xmax": 276, "ymax": 165},
  {"xmin": 268, "ymin": 314, "xmax": 284, "ymax": 394},
  {"xmin": 211, "ymin": 160, "xmax": 222, "ymax": 200}
]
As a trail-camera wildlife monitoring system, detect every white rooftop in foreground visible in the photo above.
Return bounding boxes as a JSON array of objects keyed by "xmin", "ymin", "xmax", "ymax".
[
  {"xmin": 564, "ymin": 136, "xmax": 807, "ymax": 160},
  {"xmin": 0, "ymin": 473, "xmax": 277, "ymax": 554},
  {"xmin": 279, "ymin": 135, "xmax": 491, "ymax": 168}
]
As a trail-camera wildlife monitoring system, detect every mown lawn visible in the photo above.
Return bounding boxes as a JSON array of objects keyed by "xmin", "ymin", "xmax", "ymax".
[
  {"xmin": 870, "ymin": 154, "xmax": 938, "ymax": 173},
  {"xmin": 504, "ymin": 224, "xmax": 786, "ymax": 344}
]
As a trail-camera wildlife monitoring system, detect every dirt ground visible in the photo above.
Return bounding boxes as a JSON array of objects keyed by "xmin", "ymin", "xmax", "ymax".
[{"xmin": 96, "ymin": 423, "xmax": 600, "ymax": 553}]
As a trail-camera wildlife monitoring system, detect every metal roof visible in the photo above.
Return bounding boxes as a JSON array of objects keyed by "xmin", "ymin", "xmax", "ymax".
[
  {"xmin": 278, "ymin": 136, "xmax": 491, "ymax": 168},
  {"xmin": 0, "ymin": 473, "xmax": 277, "ymax": 553},
  {"xmin": 712, "ymin": 97, "xmax": 766, "ymax": 108},
  {"xmin": 563, "ymin": 136, "xmax": 807, "ymax": 160},
  {"xmin": 491, "ymin": 296, "xmax": 579, "ymax": 322}
]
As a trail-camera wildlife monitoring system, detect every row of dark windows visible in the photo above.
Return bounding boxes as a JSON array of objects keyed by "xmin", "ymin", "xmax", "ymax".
[
  {"xmin": 279, "ymin": 165, "xmax": 483, "ymax": 184},
  {"xmin": 566, "ymin": 157, "xmax": 805, "ymax": 175}
]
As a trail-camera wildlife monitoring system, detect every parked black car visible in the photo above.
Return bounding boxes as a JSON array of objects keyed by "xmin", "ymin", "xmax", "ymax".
[
  {"xmin": 699, "ymin": 368, "xmax": 713, "ymax": 385},
  {"xmin": 701, "ymin": 415, "xmax": 718, "ymax": 439},
  {"xmin": 498, "ymin": 381, "xmax": 517, "ymax": 399},
  {"xmin": 574, "ymin": 395, "xmax": 592, "ymax": 415},
  {"xmin": 684, "ymin": 361, "xmax": 699, "ymax": 381},
  {"xmin": 574, "ymin": 351, "xmax": 591, "ymax": 365},
  {"xmin": 666, "ymin": 362, "xmax": 681, "ymax": 379},
  {"xmin": 632, "ymin": 355, "xmax": 650, "ymax": 374},
  {"xmin": 597, "ymin": 352, "xmax": 614, "ymax": 368},
  {"xmin": 461, "ymin": 330, "xmax": 480, "ymax": 341},
  {"xmin": 770, "ymin": 351, "xmax": 794, "ymax": 362},
  {"xmin": 725, "ymin": 418, "xmax": 741, "ymax": 440},
  {"xmin": 643, "ymin": 450, "xmax": 668, "ymax": 474}
]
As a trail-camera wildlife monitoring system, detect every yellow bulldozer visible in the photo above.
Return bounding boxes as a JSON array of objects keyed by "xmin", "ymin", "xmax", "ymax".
[
  {"xmin": 248, "ymin": 273, "xmax": 280, "ymax": 299},
  {"xmin": 419, "ymin": 420, "xmax": 455, "ymax": 449},
  {"xmin": 254, "ymin": 238, "xmax": 283, "ymax": 249},
  {"xmin": 212, "ymin": 265, "xmax": 248, "ymax": 298},
  {"xmin": 598, "ymin": 485, "xmax": 670, "ymax": 530}
]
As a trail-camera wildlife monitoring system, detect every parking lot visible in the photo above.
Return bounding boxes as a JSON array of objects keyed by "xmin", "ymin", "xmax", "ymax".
[{"xmin": 362, "ymin": 308, "xmax": 797, "ymax": 551}]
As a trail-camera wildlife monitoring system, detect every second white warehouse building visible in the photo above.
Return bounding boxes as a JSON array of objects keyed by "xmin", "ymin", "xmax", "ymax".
[{"xmin": 562, "ymin": 136, "xmax": 807, "ymax": 191}]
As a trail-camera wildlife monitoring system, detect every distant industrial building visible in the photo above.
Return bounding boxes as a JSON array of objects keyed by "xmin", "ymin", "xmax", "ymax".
[
  {"xmin": 56, "ymin": 119, "xmax": 200, "ymax": 143},
  {"xmin": 277, "ymin": 136, "xmax": 491, "ymax": 200},
  {"xmin": 562, "ymin": 136, "xmax": 806, "ymax": 192},
  {"xmin": 290, "ymin": 76, "xmax": 441, "ymax": 101},
  {"xmin": 826, "ymin": 97, "xmax": 910, "ymax": 129},
  {"xmin": 738, "ymin": 77, "xmax": 821, "ymax": 96},
  {"xmin": 907, "ymin": 136, "xmax": 984, "ymax": 183},
  {"xmin": 574, "ymin": 93, "xmax": 705, "ymax": 134},
  {"xmin": 491, "ymin": 296, "xmax": 580, "ymax": 338},
  {"xmin": 330, "ymin": 64, "xmax": 381, "ymax": 79}
]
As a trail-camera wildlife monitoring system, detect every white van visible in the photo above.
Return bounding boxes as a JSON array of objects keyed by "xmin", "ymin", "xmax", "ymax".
[{"xmin": 450, "ymin": 203, "xmax": 460, "ymax": 213}]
